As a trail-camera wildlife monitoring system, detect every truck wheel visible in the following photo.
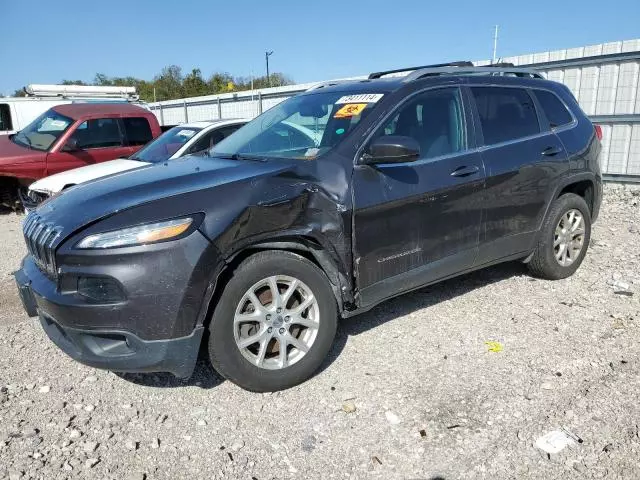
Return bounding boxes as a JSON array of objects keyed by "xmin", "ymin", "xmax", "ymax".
[
  {"xmin": 528, "ymin": 193, "xmax": 591, "ymax": 280},
  {"xmin": 208, "ymin": 250, "xmax": 338, "ymax": 392}
]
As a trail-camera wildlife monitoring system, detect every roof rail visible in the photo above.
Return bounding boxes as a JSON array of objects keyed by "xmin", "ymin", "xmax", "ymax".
[
  {"xmin": 305, "ymin": 79, "xmax": 359, "ymax": 91},
  {"xmin": 368, "ymin": 61, "xmax": 473, "ymax": 79},
  {"xmin": 402, "ymin": 66, "xmax": 544, "ymax": 82}
]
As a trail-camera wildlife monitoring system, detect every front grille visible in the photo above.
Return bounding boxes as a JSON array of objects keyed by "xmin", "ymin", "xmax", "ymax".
[{"xmin": 23, "ymin": 213, "xmax": 62, "ymax": 277}]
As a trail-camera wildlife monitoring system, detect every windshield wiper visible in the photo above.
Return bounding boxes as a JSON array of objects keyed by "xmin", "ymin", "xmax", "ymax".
[{"xmin": 213, "ymin": 153, "xmax": 266, "ymax": 162}]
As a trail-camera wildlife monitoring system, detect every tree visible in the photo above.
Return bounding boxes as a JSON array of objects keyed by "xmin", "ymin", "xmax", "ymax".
[
  {"xmin": 153, "ymin": 65, "xmax": 184, "ymax": 101},
  {"xmin": 12, "ymin": 88, "xmax": 26, "ymax": 97},
  {"xmin": 61, "ymin": 80, "xmax": 88, "ymax": 86},
  {"xmin": 207, "ymin": 72, "xmax": 234, "ymax": 94},
  {"xmin": 183, "ymin": 69, "xmax": 209, "ymax": 97}
]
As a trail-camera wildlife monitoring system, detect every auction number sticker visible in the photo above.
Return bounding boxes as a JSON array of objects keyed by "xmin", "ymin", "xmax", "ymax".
[
  {"xmin": 334, "ymin": 103, "xmax": 367, "ymax": 118},
  {"xmin": 176, "ymin": 129, "xmax": 196, "ymax": 137},
  {"xmin": 335, "ymin": 93, "xmax": 384, "ymax": 104}
]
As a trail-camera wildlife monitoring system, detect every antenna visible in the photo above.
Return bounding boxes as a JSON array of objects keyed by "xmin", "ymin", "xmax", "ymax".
[{"xmin": 492, "ymin": 25, "xmax": 499, "ymax": 64}]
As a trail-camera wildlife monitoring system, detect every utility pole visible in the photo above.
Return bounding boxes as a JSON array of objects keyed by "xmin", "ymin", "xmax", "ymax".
[
  {"xmin": 492, "ymin": 25, "xmax": 499, "ymax": 64},
  {"xmin": 265, "ymin": 50, "xmax": 273, "ymax": 87}
]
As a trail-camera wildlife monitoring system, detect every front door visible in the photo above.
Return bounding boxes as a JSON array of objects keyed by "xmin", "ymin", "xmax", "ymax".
[
  {"xmin": 46, "ymin": 117, "xmax": 132, "ymax": 176},
  {"xmin": 352, "ymin": 87, "xmax": 485, "ymax": 307}
]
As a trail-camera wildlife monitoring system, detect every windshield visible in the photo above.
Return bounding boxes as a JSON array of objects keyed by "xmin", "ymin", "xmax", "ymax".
[
  {"xmin": 211, "ymin": 91, "xmax": 382, "ymax": 160},
  {"xmin": 12, "ymin": 109, "xmax": 73, "ymax": 151},
  {"xmin": 130, "ymin": 126, "xmax": 202, "ymax": 163}
]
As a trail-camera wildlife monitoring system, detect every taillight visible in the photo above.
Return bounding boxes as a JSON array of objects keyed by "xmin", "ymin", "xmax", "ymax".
[{"xmin": 594, "ymin": 124, "xmax": 603, "ymax": 141}]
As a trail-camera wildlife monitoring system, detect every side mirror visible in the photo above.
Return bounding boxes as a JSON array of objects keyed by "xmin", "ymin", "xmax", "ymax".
[
  {"xmin": 62, "ymin": 138, "xmax": 80, "ymax": 152},
  {"xmin": 362, "ymin": 135, "xmax": 420, "ymax": 165}
]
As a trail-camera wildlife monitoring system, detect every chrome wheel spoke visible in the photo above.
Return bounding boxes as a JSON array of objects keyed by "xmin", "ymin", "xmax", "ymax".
[
  {"xmin": 282, "ymin": 279, "xmax": 299, "ymax": 307},
  {"xmin": 278, "ymin": 337, "xmax": 288, "ymax": 369},
  {"xmin": 238, "ymin": 329, "xmax": 268, "ymax": 349},
  {"xmin": 291, "ymin": 295, "xmax": 315, "ymax": 315},
  {"xmin": 255, "ymin": 337, "xmax": 269, "ymax": 367},
  {"xmin": 286, "ymin": 333, "xmax": 310, "ymax": 353},
  {"xmin": 247, "ymin": 291, "xmax": 267, "ymax": 314},
  {"xmin": 234, "ymin": 311, "xmax": 261, "ymax": 325},
  {"xmin": 268, "ymin": 276, "xmax": 282, "ymax": 309},
  {"xmin": 553, "ymin": 236, "xmax": 562, "ymax": 247},
  {"xmin": 291, "ymin": 315, "xmax": 319, "ymax": 329}
]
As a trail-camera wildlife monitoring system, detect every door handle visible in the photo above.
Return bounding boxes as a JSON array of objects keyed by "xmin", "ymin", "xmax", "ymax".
[
  {"xmin": 542, "ymin": 146, "xmax": 563, "ymax": 156},
  {"xmin": 450, "ymin": 165, "xmax": 480, "ymax": 177}
]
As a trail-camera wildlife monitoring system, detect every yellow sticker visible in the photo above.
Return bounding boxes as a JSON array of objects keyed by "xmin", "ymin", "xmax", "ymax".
[{"xmin": 334, "ymin": 103, "xmax": 367, "ymax": 118}]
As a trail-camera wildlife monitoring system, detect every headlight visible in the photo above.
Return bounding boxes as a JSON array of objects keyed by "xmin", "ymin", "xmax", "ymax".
[{"xmin": 76, "ymin": 217, "xmax": 194, "ymax": 249}]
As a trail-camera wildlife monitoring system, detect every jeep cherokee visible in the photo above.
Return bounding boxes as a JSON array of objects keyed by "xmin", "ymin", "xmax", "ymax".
[{"xmin": 15, "ymin": 63, "xmax": 602, "ymax": 392}]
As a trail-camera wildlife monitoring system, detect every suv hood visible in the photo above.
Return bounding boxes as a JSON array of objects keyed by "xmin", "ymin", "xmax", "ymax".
[
  {"xmin": 0, "ymin": 135, "xmax": 45, "ymax": 166},
  {"xmin": 29, "ymin": 158, "xmax": 148, "ymax": 194},
  {"xmin": 36, "ymin": 155, "xmax": 293, "ymax": 234}
]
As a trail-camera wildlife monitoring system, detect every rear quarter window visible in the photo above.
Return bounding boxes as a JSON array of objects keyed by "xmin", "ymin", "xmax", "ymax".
[
  {"xmin": 0, "ymin": 104, "xmax": 12, "ymax": 131},
  {"xmin": 471, "ymin": 87, "xmax": 540, "ymax": 145},
  {"xmin": 123, "ymin": 117, "xmax": 153, "ymax": 146},
  {"xmin": 534, "ymin": 89, "xmax": 574, "ymax": 129}
]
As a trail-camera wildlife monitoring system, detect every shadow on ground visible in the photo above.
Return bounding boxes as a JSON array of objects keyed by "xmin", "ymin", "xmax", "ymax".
[{"xmin": 116, "ymin": 261, "xmax": 529, "ymax": 389}]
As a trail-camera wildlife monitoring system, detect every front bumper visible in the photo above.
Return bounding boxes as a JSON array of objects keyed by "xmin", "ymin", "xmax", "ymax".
[{"xmin": 14, "ymin": 229, "xmax": 220, "ymax": 378}]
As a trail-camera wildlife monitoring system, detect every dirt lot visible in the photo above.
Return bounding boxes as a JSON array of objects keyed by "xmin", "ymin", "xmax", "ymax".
[{"xmin": 1, "ymin": 187, "xmax": 639, "ymax": 480}]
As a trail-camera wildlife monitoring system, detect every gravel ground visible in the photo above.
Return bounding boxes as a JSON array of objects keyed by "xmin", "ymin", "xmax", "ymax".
[{"xmin": 1, "ymin": 186, "xmax": 639, "ymax": 480}]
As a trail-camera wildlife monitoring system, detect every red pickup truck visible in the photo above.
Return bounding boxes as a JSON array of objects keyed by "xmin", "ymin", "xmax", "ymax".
[{"xmin": 0, "ymin": 103, "xmax": 161, "ymax": 209}]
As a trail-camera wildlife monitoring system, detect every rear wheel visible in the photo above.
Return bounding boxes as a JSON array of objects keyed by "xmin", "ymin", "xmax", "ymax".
[
  {"xmin": 528, "ymin": 193, "xmax": 591, "ymax": 279},
  {"xmin": 208, "ymin": 250, "xmax": 337, "ymax": 392}
]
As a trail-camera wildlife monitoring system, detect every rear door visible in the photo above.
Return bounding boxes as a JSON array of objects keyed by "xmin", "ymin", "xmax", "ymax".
[
  {"xmin": 46, "ymin": 117, "xmax": 131, "ymax": 175},
  {"xmin": 469, "ymin": 86, "xmax": 569, "ymax": 264},
  {"xmin": 352, "ymin": 86, "xmax": 485, "ymax": 306}
]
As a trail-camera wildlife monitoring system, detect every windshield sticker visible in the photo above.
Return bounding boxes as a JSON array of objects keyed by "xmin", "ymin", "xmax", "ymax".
[
  {"xmin": 335, "ymin": 93, "xmax": 384, "ymax": 104},
  {"xmin": 49, "ymin": 120, "xmax": 67, "ymax": 128},
  {"xmin": 176, "ymin": 129, "xmax": 196, "ymax": 138},
  {"xmin": 334, "ymin": 103, "xmax": 367, "ymax": 118}
]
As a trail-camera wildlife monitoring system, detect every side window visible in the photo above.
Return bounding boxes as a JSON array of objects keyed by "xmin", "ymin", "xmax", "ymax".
[
  {"xmin": 534, "ymin": 90, "xmax": 573, "ymax": 129},
  {"xmin": 0, "ymin": 104, "xmax": 12, "ymax": 132},
  {"xmin": 122, "ymin": 117, "xmax": 153, "ymax": 146},
  {"xmin": 71, "ymin": 118, "xmax": 123, "ymax": 149},
  {"xmin": 187, "ymin": 125, "xmax": 242, "ymax": 154},
  {"xmin": 373, "ymin": 87, "xmax": 465, "ymax": 160},
  {"xmin": 471, "ymin": 87, "xmax": 539, "ymax": 145},
  {"xmin": 187, "ymin": 132, "xmax": 215, "ymax": 154}
]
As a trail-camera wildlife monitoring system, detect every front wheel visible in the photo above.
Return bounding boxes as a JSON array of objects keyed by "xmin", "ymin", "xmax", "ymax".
[
  {"xmin": 528, "ymin": 193, "xmax": 592, "ymax": 280},
  {"xmin": 208, "ymin": 250, "xmax": 338, "ymax": 392}
]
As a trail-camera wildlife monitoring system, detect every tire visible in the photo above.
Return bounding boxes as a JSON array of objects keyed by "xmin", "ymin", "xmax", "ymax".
[
  {"xmin": 208, "ymin": 250, "xmax": 337, "ymax": 392},
  {"xmin": 528, "ymin": 193, "xmax": 591, "ymax": 280}
]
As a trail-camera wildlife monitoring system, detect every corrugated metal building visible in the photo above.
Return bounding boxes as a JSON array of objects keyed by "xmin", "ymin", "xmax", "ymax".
[{"xmin": 149, "ymin": 39, "xmax": 640, "ymax": 180}]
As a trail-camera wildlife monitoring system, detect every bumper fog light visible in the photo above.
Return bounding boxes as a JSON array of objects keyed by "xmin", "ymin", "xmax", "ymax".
[{"xmin": 77, "ymin": 277, "xmax": 125, "ymax": 303}]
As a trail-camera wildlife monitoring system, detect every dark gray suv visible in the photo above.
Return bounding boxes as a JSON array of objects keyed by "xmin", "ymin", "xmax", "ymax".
[{"xmin": 15, "ymin": 63, "xmax": 602, "ymax": 392}]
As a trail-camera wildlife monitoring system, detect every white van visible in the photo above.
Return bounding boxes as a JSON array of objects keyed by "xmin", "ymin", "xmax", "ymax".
[{"xmin": 0, "ymin": 84, "xmax": 140, "ymax": 135}]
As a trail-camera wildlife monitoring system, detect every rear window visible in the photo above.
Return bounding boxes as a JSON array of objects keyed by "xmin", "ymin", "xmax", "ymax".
[
  {"xmin": 534, "ymin": 89, "xmax": 573, "ymax": 129},
  {"xmin": 471, "ymin": 87, "xmax": 540, "ymax": 145},
  {"xmin": 123, "ymin": 117, "xmax": 153, "ymax": 146},
  {"xmin": 0, "ymin": 104, "xmax": 12, "ymax": 132}
]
